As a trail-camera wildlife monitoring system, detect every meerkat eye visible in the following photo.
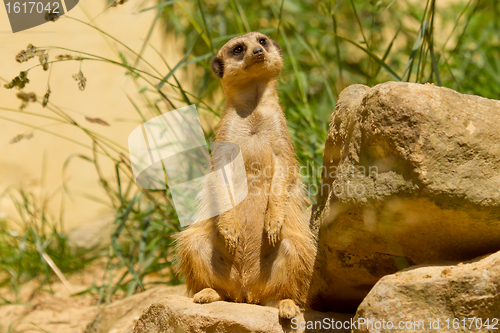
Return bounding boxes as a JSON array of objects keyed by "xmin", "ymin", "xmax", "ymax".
[
  {"xmin": 233, "ymin": 45, "xmax": 244, "ymax": 55},
  {"xmin": 259, "ymin": 38, "xmax": 267, "ymax": 46}
]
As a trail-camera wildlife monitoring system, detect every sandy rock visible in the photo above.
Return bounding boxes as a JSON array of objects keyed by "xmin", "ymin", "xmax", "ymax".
[
  {"xmin": 309, "ymin": 82, "xmax": 500, "ymax": 312},
  {"xmin": 0, "ymin": 264, "xmax": 111, "ymax": 333},
  {"xmin": 131, "ymin": 295, "xmax": 353, "ymax": 333},
  {"xmin": 353, "ymin": 251, "xmax": 500, "ymax": 332},
  {"xmin": 86, "ymin": 285, "xmax": 186, "ymax": 333},
  {"xmin": 0, "ymin": 290, "xmax": 98, "ymax": 333}
]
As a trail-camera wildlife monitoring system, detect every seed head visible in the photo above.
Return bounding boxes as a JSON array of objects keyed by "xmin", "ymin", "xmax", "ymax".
[
  {"xmin": 45, "ymin": 11, "xmax": 60, "ymax": 21},
  {"xmin": 9, "ymin": 133, "xmax": 34, "ymax": 144},
  {"xmin": 16, "ymin": 91, "xmax": 36, "ymax": 110},
  {"xmin": 4, "ymin": 71, "xmax": 30, "ymax": 89},
  {"xmin": 37, "ymin": 51, "xmax": 49, "ymax": 71},
  {"xmin": 56, "ymin": 54, "xmax": 73, "ymax": 60},
  {"xmin": 111, "ymin": 0, "xmax": 128, "ymax": 6},
  {"xmin": 42, "ymin": 87, "xmax": 51, "ymax": 107},
  {"xmin": 85, "ymin": 117, "xmax": 110, "ymax": 126},
  {"xmin": 15, "ymin": 44, "xmax": 36, "ymax": 63},
  {"xmin": 72, "ymin": 71, "xmax": 87, "ymax": 91}
]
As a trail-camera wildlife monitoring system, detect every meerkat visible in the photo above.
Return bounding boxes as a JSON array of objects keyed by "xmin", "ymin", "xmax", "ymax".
[{"xmin": 176, "ymin": 32, "xmax": 316, "ymax": 320}]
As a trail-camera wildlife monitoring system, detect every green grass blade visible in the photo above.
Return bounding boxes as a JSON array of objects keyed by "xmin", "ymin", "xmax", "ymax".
[
  {"xmin": 402, "ymin": 20, "xmax": 428, "ymax": 82},
  {"xmin": 157, "ymin": 33, "xmax": 202, "ymax": 90},
  {"xmin": 139, "ymin": 0, "xmax": 181, "ymax": 13},
  {"xmin": 326, "ymin": 31, "xmax": 402, "ymax": 81}
]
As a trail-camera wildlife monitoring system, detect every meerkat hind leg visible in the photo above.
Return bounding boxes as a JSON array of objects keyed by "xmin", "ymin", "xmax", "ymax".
[
  {"xmin": 278, "ymin": 299, "xmax": 301, "ymax": 319},
  {"xmin": 193, "ymin": 288, "xmax": 223, "ymax": 304}
]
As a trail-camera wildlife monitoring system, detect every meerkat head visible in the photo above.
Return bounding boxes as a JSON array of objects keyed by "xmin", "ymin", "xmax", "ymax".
[{"xmin": 211, "ymin": 32, "xmax": 282, "ymax": 88}]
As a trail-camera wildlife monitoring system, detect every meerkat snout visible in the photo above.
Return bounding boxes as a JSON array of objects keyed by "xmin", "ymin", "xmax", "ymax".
[{"xmin": 253, "ymin": 46, "xmax": 264, "ymax": 57}]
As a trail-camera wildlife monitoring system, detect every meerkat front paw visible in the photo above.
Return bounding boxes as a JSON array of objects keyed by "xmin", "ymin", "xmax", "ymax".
[
  {"xmin": 218, "ymin": 211, "xmax": 240, "ymax": 254},
  {"xmin": 278, "ymin": 299, "xmax": 300, "ymax": 319},
  {"xmin": 220, "ymin": 224, "xmax": 239, "ymax": 254},
  {"xmin": 265, "ymin": 206, "xmax": 285, "ymax": 246},
  {"xmin": 193, "ymin": 288, "xmax": 222, "ymax": 304}
]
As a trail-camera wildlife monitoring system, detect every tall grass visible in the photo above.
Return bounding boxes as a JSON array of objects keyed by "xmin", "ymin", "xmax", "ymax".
[
  {"xmin": 157, "ymin": 0, "xmax": 500, "ymax": 199},
  {"xmin": 0, "ymin": 10, "xmax": 192, "ymax": 302},
  {"xmin": 0, "ymin": 186, "xmax": 91, "ymax": 303},
  {"xmin": 0, "ymin": 0, "xmax": 499, "ymax": 303}
]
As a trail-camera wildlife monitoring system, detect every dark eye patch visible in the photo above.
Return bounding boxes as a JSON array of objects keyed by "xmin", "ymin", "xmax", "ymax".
[
  {"xmin": 231, "ymin": 44, "xmax": 245, "ymax": 55},
  {"xmin": 258, "ymin": 36, "xmax": 273, "ymax": 52}
]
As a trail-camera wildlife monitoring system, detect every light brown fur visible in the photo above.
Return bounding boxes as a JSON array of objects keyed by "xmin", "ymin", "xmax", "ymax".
[{"xmin": 176, "ymin": 32, "xmax": 316, "ymax": 319}]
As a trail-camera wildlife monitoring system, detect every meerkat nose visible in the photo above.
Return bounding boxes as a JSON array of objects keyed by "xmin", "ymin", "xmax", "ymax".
[{"xmin": 253, "ymin": 46, "xmax": 264, "ymax": 56}]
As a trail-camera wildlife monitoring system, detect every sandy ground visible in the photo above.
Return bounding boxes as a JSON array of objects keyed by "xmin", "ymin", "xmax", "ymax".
[
  {"xmin": 0, "ymin": 263, "xmax": 106, "ymax": 333},
  {"xmin": 0, "ymin": 261, "xmax": 177, "ymax": 333}
]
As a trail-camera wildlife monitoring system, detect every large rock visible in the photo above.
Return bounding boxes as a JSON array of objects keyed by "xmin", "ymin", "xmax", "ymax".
[
  {"xmin": 309, "ymin": 82, "xmax": 500, "ymax": 312},
  {"xmin": 132, "ymin": 295, "xmax": 353, "ymax": 333},
  {"xmin": 353, "ymin": 250, "xmax": 500, "ymax": 332}
]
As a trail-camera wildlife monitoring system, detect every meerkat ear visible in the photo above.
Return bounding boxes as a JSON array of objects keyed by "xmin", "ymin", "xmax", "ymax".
[
  {"xmin": 211, "ymin": 56, "xmax": 224, "ymax": 79},
  {"xmin": 272, "ymin": 40, "xmax": 282, "ymax": 57}
]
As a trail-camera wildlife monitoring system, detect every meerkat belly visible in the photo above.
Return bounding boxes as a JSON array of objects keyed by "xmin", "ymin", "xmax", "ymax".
[
  {"xmin": 236, "ymin": 136, "xmax": 273, "ymax": 237},
  {"xmin": 215, "ymin": 113, "xmax": 281, "ymax": 296},
  {"xmin": 232, "ymin": 126, "xmax": 273, "ymax": 210},
  {"xmin": 229, "ymin": 133, "xmax": 276, "ymax": 296}
]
